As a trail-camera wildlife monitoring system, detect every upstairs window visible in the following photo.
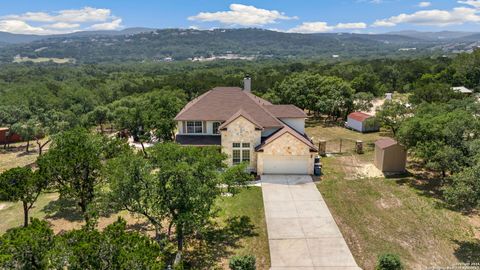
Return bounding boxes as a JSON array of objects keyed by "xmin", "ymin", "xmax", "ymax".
[
  {"xmin": 186, "ymin": 121, "xmax": 203, "ymax": 134},
  {"xmin": 213, "ymin": 122, "xmax": 221, "ymax": 135}
]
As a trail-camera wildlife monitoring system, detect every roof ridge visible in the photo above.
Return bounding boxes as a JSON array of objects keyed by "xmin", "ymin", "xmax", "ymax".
[
  {"xmin": 174, "ymin": 90, "xmax": 213, "ymax": 120},
  {"xmin": 242, "ymin": 91, "xmax": 284, "ymax": 127}
]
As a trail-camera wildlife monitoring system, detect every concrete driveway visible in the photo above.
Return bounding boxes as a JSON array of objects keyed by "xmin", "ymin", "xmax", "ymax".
[{"xmin": 261, "ymin": 175, "xmax": 360, "ymax": 270}]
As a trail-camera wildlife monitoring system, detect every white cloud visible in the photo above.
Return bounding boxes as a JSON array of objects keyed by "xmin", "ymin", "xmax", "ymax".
[
  {"xmin": 188, "ymin": 4, "xmax": 297, "ymax": 26},
  {"xmin": 0, "ymin": 7, "xmax": 122, "ymax": 34},
  {"xmin": 289, "ymin": 21, "xmax": 367, "ymax": 33},
  {"xmin": 418, "ymin": 2, "xmax": 432, "ymax": 8},
  {"xmin": 3, "ymin": 7, "xmax": 112, "ymax": 23},
  {"xmin": 45, "ymin": 22, "xmax": 80, "ymax": 29},
  {"xmin": 88, "ymin": 19, "xmax": 122, "ymax": 30},
  {"xmin": 459, "ymin": 0, "xmax": 480, "ymax": 9},
  {"xmin": 372, "ymin": 7, "xmax": 480, "ymax": 27}
]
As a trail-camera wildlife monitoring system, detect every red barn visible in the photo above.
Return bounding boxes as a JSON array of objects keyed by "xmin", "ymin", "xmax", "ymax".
[{"xmin": 0, "ymin": 127, "xmax": 22, "ymax": 144}]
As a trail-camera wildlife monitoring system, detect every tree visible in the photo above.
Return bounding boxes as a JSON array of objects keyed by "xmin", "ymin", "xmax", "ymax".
[
  {"xmin": 353, "ymin": 92, "xmax": 375, "ymax": 112},
  {"xmin": 110, "ymin": 89, "xmax": 185, "ymax": 156},
  {"xmin": 443, "ymin": 165, "xmax": 480, "ymax": 210},
  {"xmin": 397, "ymin": 104, "xmax": 479, "ymax": 176},
  {"xmin": 10, "ymin": 119, "xmax": 38, "ymax": 153},
  {"xmin": 0, "ymin": 167, "xmax": 47, "ymax": 227},
  {"xmin": 351, "ymin": 72, "xmax": 381, "ymax": 96},
  {"xmin": 47, "ymin": 218, "xmax": 165, "ymax": 269},
  {"xmin": 106, "ymin": 150, "xmax": 167, "ymax": 240},
  {"xmin": 87, "ymin": 106, "xmax": 112, "ymax": 133},
  {"xmin": 37, "ymin": 128, "xmax": 103, "ymax": 224},
  {"xmin": 376, "ymin": 101, "xmax": 410, "ymax": 136},
  {"xmin": 409, "ymin": 82, "xmax": 460, "ymax": 105},
  {"xmin": 222, "ymin": 162, "xmax": 253, "ymax": 195},
  {"xmin": 150, "ymin": 143, "xmax": 231, "ymax": 257},
  {"xmin": 0, "ymin": 219, "xmax": 54, "ymax": 269}
]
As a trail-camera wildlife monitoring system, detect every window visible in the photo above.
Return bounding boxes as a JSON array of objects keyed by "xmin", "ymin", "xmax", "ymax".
[
  {"xmin": 232, "ymin": 142, "xmax": 251, "ymax": 165},
  {"xmin": 186, "ymin": 121, "xmax": 203, "ymax": 134},
  {"xmin": 213, "ymin": 122, "xmax": 221, "ymax": 134}
]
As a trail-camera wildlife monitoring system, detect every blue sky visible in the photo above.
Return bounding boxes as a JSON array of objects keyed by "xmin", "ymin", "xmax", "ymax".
[{"xmin": 1, "ymin": 0, "xmax": 480, "ymax": 34}]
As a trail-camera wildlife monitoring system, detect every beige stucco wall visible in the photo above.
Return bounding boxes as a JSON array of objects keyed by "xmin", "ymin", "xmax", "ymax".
[
  {"xmin": 220, "ymin": 116, "xmax": 261, "ymax": 171},
  {"xmin": 257, "ymin": 132, "xmax": 315, "ymax": 175}
]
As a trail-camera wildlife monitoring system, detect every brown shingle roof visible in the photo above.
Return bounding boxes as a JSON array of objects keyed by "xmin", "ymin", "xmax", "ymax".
[
  {"xmin": 264, "ymin": 105, "xmax": 307, "ymax": 118},
  {"xmin": 174, "ymin": 87, "xmax": 284, "ymax": 128},
  {"xmin": 256, "ymin": 125, "xmax": 318, "ymax": 152},
  {"xmin": 375, "ymin": 138, "xmax": 398, "ymax": 149}
]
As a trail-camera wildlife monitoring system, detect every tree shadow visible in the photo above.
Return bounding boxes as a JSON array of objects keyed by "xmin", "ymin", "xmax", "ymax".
[
  {"xmin": 453, "ymin": 240, "xmax": 480, "ymax": 263},
  {"xmin": 392, "ymin": 161, "xmax": 445, "ymax": 201},
  {"xmin": 42, "ymin": 196, "xmax": 84, "ymax": 222},
  {"xmin": 185, "ymin": 215, "xmax": 258, "ymax": 269}
]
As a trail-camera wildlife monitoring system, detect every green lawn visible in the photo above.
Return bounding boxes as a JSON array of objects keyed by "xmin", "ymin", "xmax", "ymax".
[{"xmin": 318, "ymin": 156, "xmax": 480, "ymax": 269}]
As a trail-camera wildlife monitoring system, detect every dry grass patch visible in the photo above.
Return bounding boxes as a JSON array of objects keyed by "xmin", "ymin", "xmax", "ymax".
[{"xmin": 318, "ymin": 156, "xmax": 480, "ymax": 269}]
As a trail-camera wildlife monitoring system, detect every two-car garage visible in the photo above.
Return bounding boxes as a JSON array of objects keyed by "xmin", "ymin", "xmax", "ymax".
[
  {"xmin": 256, "ymin": 127, "xmax": 317, "ymax": 175},
  {"xmin": 261, "ymin": 155, "xmax": 312, "ymax": 175}
]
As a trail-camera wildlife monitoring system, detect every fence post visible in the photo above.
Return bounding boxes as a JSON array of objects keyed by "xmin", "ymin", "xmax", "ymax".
[
  {"xmin": 318, "ymin": 140, "xmax": 327, "ymax": 156},
  {"xmin": 356, "ymin": 140, "xmax": 364, "ymax": 154},
  {"xmin": 339, "ymin": 139, "xmax": 342, "ymax": 153}
]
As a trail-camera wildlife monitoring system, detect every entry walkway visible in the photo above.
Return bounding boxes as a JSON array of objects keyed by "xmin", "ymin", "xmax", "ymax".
[{"xmin": 261, "ymin": 175, "xmax": 361, "ymax": 270}]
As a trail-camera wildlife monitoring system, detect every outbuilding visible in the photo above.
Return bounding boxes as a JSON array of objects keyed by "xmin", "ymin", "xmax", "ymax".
[
  {"xmin": 374, "ymin": 138, "xmax": 407, "ymax": 173},
  {"xmin": 346, "ymin": 112, "xmax": 379, "ymax": 133},
  {"xmin": 0, "ymin": 127, "xmax": 22, "ymax": 144}
]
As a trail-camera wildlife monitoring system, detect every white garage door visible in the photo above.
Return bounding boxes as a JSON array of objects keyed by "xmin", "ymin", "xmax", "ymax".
[{"xmin": 262, "ymin": 155, "xmax": 311, "ymax": 175}]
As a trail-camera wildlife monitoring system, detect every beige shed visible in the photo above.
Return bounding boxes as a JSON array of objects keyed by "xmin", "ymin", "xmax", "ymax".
[{"xmin": 374, "ymin": 138, "xmax": 407, "ymax": 173}]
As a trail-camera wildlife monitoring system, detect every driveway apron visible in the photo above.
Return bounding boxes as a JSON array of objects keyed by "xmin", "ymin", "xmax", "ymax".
[{"xmin": 261, "ymin": 175, "xmax": 361, "ymax": 270}]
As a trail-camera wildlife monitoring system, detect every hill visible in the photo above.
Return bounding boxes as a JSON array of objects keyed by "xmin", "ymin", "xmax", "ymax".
[{"xmin": 0, "ymin": 28, "xmax": 443, "ymax": 63}]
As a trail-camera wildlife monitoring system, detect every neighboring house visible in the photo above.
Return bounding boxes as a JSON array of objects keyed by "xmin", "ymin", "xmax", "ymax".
[
  {"xmin": 374, "ymin": 138, "xmax": 407, "ymax": 173},
  {"xmin": 0, "ymin": 127, "xmax": 22, "ymax": 144},
  {"xmin": 346, "ymin": 112, "xmax": 380, "ymax": 133},
  {"xmin": 174, "ymin": 78, "xmax": 318, "ymax": 175},
  {"xmin": 453, "ymin": 86, "xmax": 473, "ymax": 95}
]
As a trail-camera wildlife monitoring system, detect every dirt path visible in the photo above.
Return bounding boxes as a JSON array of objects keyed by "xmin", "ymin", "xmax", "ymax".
[{"xmin": 335, "ymin": 155, "xmax": 384, "ymax": 180}]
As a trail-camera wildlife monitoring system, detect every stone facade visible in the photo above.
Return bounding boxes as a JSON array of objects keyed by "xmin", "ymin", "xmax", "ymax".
[
  {"xmin": 220, "ymin": 116, "xmax": 262, "ymax": 170},
  {"xmin": 257, "ymin": 132, "xmax": 315, "ymax": 175}
]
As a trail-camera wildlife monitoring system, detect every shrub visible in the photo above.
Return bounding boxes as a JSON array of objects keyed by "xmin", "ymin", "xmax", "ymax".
[
  {"xmin": 229, "ymin": 255, "xmax": 256, "ymax": 270},
  {"xmin": 376, "ymin": 253, "xmax": 403, "ymax": 270}
]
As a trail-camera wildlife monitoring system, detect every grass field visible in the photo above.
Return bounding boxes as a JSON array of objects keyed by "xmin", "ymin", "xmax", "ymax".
[
  {"xmin": 318, "ymin": 154, "xmax": 480, "ymax": 269},
  {"xmin": 0, "ymin": 139, "xmax": 50, "ymax": 173}
]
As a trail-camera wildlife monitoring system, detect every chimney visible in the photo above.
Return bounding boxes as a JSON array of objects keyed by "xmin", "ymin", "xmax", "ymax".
[{"xmin": 243, "ymin": 75, "xmax": 251, "ymax": 93}]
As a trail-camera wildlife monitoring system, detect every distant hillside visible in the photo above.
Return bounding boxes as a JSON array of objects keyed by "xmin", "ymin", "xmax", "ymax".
[
  {"xmin": 0, "ymin": 28, "xmax": 445, "ymax": 63},
  {"xmin": 0, "ymin": 27, "xmax": 154, "ymax": 44},
  {"xmin": 387, "ymin": 30, "xmax": 478, "ymax": 41}
]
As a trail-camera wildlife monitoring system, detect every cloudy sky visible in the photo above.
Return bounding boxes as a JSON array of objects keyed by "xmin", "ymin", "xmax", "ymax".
[{"xmin": 1, "ymin": 0, "xmax": 480, "ymax": 35}]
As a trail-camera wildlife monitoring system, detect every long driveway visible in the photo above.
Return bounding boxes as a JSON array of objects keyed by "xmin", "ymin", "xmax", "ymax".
[{"xmin": 261, "ymin": 175, "xmax": 361, "ymax": 270}]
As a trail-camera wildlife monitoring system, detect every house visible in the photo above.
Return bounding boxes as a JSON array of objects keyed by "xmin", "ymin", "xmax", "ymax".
[
  {"xmin": 174, "ymin": 77, "xmax": 318, "ymax": 175},
  {"xmin": 452, "ymin": 86, "xmax": 473, "ymax": 95},
  {"xmin": 374, "ymin": 138, "xmax": 407, "ymax": 173},
  {"xmin": 0, "ymin": 127, "xmax": 22, "ymax": 144},
  {"xmin": 346, "ymin": 112, "xmax": 379, "ymax": 133}
]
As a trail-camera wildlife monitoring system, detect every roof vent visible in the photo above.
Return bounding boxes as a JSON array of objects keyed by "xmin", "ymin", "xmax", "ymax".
[{"xmin": 243, "ymin": 75, "xmax": 251, "ymax": 93}]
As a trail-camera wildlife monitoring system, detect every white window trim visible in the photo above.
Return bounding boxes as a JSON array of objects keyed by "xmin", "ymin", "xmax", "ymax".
[
  {"xmin": 212, "ymin": 122, "xmax": 222, "ymax": 135},
  {"xmin": 186, "ymin": 121, "xmax": 203, "ymax": 134},
  {"xmin": 232, "ymin": 142, "xmax": 251, "ymax": 165}
]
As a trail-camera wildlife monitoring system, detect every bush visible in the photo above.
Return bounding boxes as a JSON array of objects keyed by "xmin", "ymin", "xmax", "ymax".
[
  {"xmin": 376, "ymin": 253, "xmax": 403, "ymax": 270},
  {"xmin": 229, "ymin": 255, "xmax": 256, "ymax": 270}
]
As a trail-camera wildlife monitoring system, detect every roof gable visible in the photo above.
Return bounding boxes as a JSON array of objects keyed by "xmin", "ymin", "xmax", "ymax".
[
  {"xmin": 264, "ymin": 105, "xmax": 307, "ymax": 118},
  {"xmin": 256, "ymin": 125, "xmax": 318, "ymax": 152},
  {"xmin": 218, "ymin": 110, "xmax": 263, "ymax": 130}
]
